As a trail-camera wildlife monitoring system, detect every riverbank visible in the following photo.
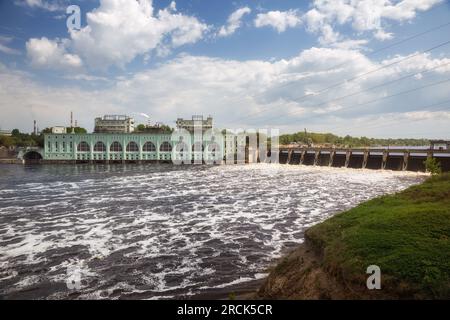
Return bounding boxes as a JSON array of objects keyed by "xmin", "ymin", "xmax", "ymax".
[{"xmin": 258, "ymin": 173, "xmax": 450, "ymax": 299}]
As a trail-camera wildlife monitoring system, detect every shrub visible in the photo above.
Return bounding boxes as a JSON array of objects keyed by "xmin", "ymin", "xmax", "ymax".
[{"xmin": 424, "ymin": 157, "xmax": 441, "ymax": 175}]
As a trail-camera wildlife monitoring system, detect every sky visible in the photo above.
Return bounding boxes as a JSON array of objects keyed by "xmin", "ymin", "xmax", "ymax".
[{"xmin": 0, "ymin": 0, "xmax": 450, "ymax": 139}]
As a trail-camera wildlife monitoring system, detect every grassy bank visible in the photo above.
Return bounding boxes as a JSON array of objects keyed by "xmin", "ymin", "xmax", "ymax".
[{"xmin": 259, "ymin": 174, "xmax": 450, "ymax": 299}]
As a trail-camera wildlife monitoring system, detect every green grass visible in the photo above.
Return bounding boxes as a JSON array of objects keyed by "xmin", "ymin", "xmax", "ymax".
[{"xmin": 306, "ymin": 173, "xmax": 450, "ymax": 298}]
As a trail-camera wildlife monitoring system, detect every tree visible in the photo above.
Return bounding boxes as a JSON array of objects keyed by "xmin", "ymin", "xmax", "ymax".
[
  {"xmin": 0, "ymin": 135, "xmax": 14, "ymax": 148},
  {"xmin": 424, "ymin": 157, "xmax": 441, "ymax": 175},
  {"xmin": 66, "ymin": 127, "xmax": 87, "ymax": 134},
  {"xmin": 159, "ymin": 124, "xmax": 173, "ymax": 133},
  {"xmin": 136, "ymin": 124, "xmax": 146, "ymax": 132},
  {"xmin": 11, "ymin": 129, "xmax": 20, "ymax": 136}
]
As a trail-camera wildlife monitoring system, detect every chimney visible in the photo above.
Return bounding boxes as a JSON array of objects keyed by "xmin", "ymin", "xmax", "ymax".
[
  {"xmin": 34, "ymin": 120, "xmax": 37, "ymax": 135},
  {"xmin": 70, "ymin": 111, "xmax": 73, "ymax": 128}
]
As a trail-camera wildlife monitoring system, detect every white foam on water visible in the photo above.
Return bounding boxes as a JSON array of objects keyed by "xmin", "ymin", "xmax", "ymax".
[{"xmin": 0, "ymin": 164, "xmax": 427, "ymax": 299}]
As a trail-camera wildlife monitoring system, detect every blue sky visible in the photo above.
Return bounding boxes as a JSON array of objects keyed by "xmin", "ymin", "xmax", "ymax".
[{"xmin": 0, "ymin": 0, "xmax": 450, "ymax": 138}]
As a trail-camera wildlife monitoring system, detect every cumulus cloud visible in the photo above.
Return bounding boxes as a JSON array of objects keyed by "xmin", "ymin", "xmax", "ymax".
[
  {"xmin": 254, "ymin": 10, "xmax": 302, "ymax": 33},
  {"xmin": 14, "ymin": 0, "xmax": 66, "ymax": 12},
  {"xmin": 0, "ymin": 36, "xmax": 21, "ymax": 55},
  {"xmin": 218, "ymin": 7, "xmax": 251, "ymax": 37},
  {"xmin": 3, "ymin": 47, "xmax": 450, "ymax": 138},
  {"xmin": 26, "ymin": 37, "xmax": 82, "ymax": 70},
  {"xmin": 26, "ymin": 0, "xmax": 209, "ymax": 70},
  {"xmin": 303, "ymin": 0, "xmax": 443, "ymax": 45}
]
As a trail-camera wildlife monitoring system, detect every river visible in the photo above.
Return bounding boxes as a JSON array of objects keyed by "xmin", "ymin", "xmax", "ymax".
[{"xmin": 0, "ymin": 163, "xmax": 426, "ymax": 299}]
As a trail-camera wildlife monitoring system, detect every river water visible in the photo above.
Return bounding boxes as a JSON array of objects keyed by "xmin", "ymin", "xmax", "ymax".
[{"xmin": 0, "ymin": 163, "xmax": 425, "ymax": 299}]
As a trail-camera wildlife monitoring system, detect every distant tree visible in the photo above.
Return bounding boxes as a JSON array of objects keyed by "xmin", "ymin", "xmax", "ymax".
[
  {"xmin": 41, "ymin": 128, "xmax": 52, "ymax": 134},
  {"xmin": 66, "ymin": 127, "xmax": 87, "ymax": 134},
  {"xmin": 136, "ymin": 124, "xmax": 146, "ymax": 132},
  {"xmin": 424, "ymin": 157, "xmax": 442, "ymax": 175},
  {"xmin": 159, "ymin": 124, "xmax": 173, "ymax": 133},
  {"xmin": 11, "ymin": 129, "xmax": 20, "ymax": 136},
  {"xmin": 0, "ymin": 135, "xmax": 14, "ymax": 148}
]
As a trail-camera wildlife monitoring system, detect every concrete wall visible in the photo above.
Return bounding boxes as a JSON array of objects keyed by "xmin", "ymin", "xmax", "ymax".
[
  {"xmin": 278, "ymin": 148, "xmax": 450, "ymax": 172},
  {"xmin": 348, "ymin": 154, "xmax": 364, "ymax": 169},
  {"xmin": 331, "ymin": 154, "xmax": 346, "ymax": 168},
  {"xmin": 317, "ymin": 153, "xmax": 331, "ymax": 166},
  {"xmin": 366, "ymin": 155, "xmax": 383, "ymax": 170}
]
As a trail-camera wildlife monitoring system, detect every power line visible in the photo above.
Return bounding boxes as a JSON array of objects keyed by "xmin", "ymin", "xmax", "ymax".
[
  {"xmin": 329, "ymin": 99, "xmax": 450, "ymax": 133},
  {"xmin": 229, "ymin": 20, "xmax": 450, "ymax": 123},
  {"xmin": 248, "ymin": 60, "xmax": 450, "ymax": 124},
  {"xmin": 223, "ymin": 38, "xmax": 450, "ymax": 126},
  {"xmin": 253, "ymin": 77, "xmax": 450, "ymax": 126}
]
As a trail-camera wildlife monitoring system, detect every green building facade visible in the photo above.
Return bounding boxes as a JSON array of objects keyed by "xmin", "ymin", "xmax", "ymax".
[{"xmin": 44, "ymin": 131, "xmax": 224, "ymax": 163}]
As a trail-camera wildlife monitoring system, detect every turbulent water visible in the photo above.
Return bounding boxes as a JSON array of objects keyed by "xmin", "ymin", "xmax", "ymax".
[{"xmin": 0, "ymin": 163, "xmax": 425, "ymax": 299}]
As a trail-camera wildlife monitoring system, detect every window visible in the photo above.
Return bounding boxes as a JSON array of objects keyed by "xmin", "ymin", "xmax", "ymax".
[
  {"xmin": 208, "ymin": 143, "xmax": 220, "ymax": 157},
  {"xmin": 77, "ymin": 141, "xmax": 90, "ymax": 152},
  {"xmin": 160, "ymin": 141, "xmax": 172, "ymax": 152},
  {"xmin": 126, "ymin": 141, "xmax": 139, "ymax": 152},
  {"xmin": 94, "ymin": 141, "xmax": 106, "ymax": 152},
  {"xmin": 208, "ymin": 143, "xmax": 220, "ymax": 152},
  {"xmin": 143, "ymin": 141, "xmax": 156, "ymax": 152},
  {"xmin": 110, "ymin": 141, "xmax": 122, "ymax": 152},
  {"xmin": 176, "ymin": 142, "xmax": 188, "ymax": 153}
]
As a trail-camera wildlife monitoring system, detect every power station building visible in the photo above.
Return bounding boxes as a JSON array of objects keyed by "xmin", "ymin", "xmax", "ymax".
[
  {"xmin": 94, "ymin": 115, "xmax": 135, "ymax": 133},
  {"xmin": 176, "ymin": 115, "xmax": 213, "ymax": 133},
  {"xmin": 44, "ymin": 115, "xmax": 223, "ymax": 163},
  {"xmin": 44, "ymin": 132, "xmax": 224, "ymax": 163}
]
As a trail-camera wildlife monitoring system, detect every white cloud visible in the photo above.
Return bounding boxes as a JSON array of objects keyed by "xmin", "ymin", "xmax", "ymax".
[
  {"xmin": 26, "ymin": 37, "xmax": 82, "ymax": 70},
  {"xmin": 26, "ymin": 0, "xmax": 209, "ymax": 70},
  {"xmin": 374, "ymin": 29, "xmax": 393, "ymax": 41},
  {"xmin": 14, "ymin": 0, "xmax": 66, "ymax": 12},
  {"xmin": 158, "ymin": 5, "xmax": 209, "ymax": 47},
  {"xmin": 303, "ymin": 0, "xmax": 443, "ymax": 45},
  {"xmin": 3, "ymin": 47, "xmax": 450, "ymax": 138},
  {"xmin": 0, "ymin": 36, "xmax": 21, "ymax": 55},
  {"xmin": 254, "ymin": 10, "xmax": 302, "ymax": 33},
  {"xmin": 218, "ymin": 7, "xmax": 251, "ymax": 37}
]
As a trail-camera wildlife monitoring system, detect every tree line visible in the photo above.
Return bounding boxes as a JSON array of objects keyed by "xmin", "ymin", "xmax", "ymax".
[
  {"xmin": 279, "ymin": 131, "xmax": 430, "ymax": 148},
  {"xmin": 0, "ymin": 127, "xmax": 87, "ymax": 148}
]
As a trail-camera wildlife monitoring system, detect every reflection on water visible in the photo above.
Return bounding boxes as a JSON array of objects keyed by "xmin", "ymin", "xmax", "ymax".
[{"xmin": 0, "ymin": 163, "xmax": 426, "ymax": 299}]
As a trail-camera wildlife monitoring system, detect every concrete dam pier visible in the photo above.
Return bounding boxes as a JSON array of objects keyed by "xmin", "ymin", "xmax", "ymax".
[{"xmin": 278, "ymin": 147, "xmax": 450, "ymax": 172}]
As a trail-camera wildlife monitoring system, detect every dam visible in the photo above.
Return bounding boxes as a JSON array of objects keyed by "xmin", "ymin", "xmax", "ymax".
[
  {"xmin": 278, "ymin": 147, "xmax": 450, "ymax": 172},
  {"xmin": 11, "ymin": 131, "xmax": 449, "ymax": 173}
]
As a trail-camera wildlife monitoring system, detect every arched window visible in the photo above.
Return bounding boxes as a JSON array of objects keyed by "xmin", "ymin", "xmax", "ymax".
[
  {"xmin": 77, "ymin": 141, "xmax": 90, "ymax": 152},
  {"xmin": 160, "ymin": 141, "xmax": 172, "ymax": 152},
  {"xmin": 126, "ymin": 141, "xmax": 139, "ymax": 152},
  {"xmin": 94, "ymin": 141, "xmax": 106, "ymax": 152},
  {"xmin": 208, "ymin": 143, "xmax": 220, "ymax": 152},
  {"xmin": 192, "ymin": 142, "xmax": 204, "ymax": 152},
  {"xmin": 110, "ymin": 141, "xmax": 122, "ymax": 152},
  {"xmin": 142, "ymin": 141, "xmax": 156, "ymax": 152},
  {"xmin": 208, "ymin": 143, "xmax": 220, "ymax": 157},
  {"xmin": 176, "ymin": 142, "xmax": 188, "ymax": 152}
]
